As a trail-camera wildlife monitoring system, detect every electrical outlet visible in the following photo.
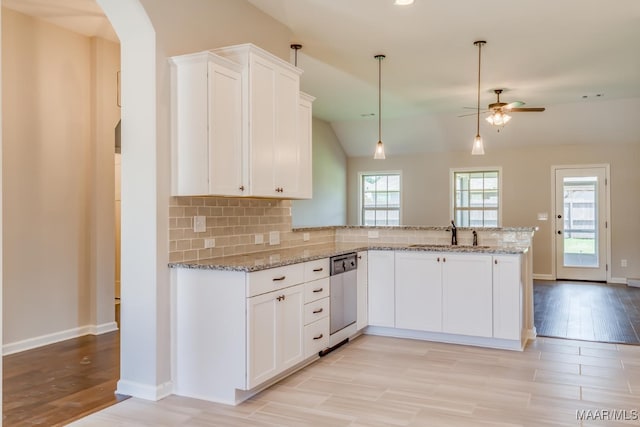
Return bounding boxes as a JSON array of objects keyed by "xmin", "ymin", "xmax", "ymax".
[
  {"xmin": 368, "ymin": 230, "xmax": 379, "ymax": 239},
  {"xmin": 621, "ymin": 259, "xmax": 628, "ymax": 267},
  {"xmin": 303, "ymin": 232, "xmax": 310, "ymax": 241},
  {"xmin": 255, "ymin": 234, "xmax": 264, "ymax": 244},
  {"xmin": 269, "ymin": 231, "xmax": 280, "ymax": 245},
  {"xmin": 193, "ymin": 216, "xmax": 206, "ymax": 233},
  {"xmin": 205, "ymin": 238, "xmax": 215, "ymax": 249}
]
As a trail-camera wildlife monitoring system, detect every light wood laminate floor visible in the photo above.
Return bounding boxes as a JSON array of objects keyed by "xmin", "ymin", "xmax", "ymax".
[{"xmin": 72, "ymin": 334, "xmax": 640, "ymax": 426}]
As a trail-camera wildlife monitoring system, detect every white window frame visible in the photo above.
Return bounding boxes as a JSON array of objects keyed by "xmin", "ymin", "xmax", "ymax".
[
  {"xmin": 358, "ymin": 171, "xmax": 403, "ymax": 226},
  {"xmin": 449, "ymin": 167, "xmax": 503, "ymax": 228}
]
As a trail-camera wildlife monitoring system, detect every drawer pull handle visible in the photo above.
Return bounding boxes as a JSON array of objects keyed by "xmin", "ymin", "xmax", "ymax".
[
  {"xmin": 276, "ymin": 295, "xmax": 286, "ymax": 301},
  {"xmin": 443, "ymin": 257, "xmax": 446, "ymax": 262},
  {"xmin": 313, "ymin": 267, "xmax": 324, "ymax": 272},
  {"xmin": 273, "ymin": 276, "xmax": 286, "ymax": 281},
  {"xmin": 312, "ymin": 288, "xmax": 323, "ymax": 293},
  {"xmin": 313, "ymin": 308, "xmax": 323, "ymax": 314},
  {"xmin": 313, "ymin": 334, "xmax": 323, "ymax": 340}
]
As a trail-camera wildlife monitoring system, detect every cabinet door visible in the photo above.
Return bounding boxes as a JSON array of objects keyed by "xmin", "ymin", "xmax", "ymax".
[
  {"xmin": 367, "ymin": 251, "xmax": 395, "ymax": 327},
  {"xmin": 395, "ymin": 252, "xmax": 442, "ymax": 332},
  {"xmin": 208, "ymin": 60, "xmax": 244, "ymax": 196},
  {"xmin": 356, "ymin": 251, "xmax": 368, "ymax": 330},
  {"xmin": 493, "ymin": 255, "xmax": 522, "ymax": 340},
  {"xmin": 249, "ymin": 55, "xmax": 277, "ymax": 197},
  {"xmin": 246, "ymin": 291, "xmax": 278, "ymax": 389},
  {"xmin": 442, "ymin": 254, "xmax": 493, "ymax": 337},
  {"xmin": 273, "ymin": 68, "xmax": 301, "ymax": 197},
  {"xmin": 278, "ymin": 284, "xmax": 305, "ymax": 371},
  {"xmin": 293, "ymin": 93, "xmax": 313, "ymax": 199}
]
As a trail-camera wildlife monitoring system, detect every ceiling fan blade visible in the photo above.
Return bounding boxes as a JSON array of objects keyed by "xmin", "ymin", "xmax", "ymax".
[
  {"xmin": 458, "ymin": 110, "xmax": 489, "ymax": 118},
  {"xmin": 504, "ymin": 101, "xmax": 525, "ymax": 109},
  {"xmin": 509, "ymin": 107, "xmax": 546, "ymax": 112}
]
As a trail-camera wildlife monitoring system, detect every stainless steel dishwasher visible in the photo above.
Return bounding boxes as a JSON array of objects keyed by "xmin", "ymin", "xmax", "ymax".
[{"xmin": 329, "ymin": 252, "xmax": 358, "ymax": 348}]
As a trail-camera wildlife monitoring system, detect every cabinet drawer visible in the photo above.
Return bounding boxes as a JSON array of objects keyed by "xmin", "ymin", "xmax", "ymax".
[
  {"xmin": 304, "ymin": 297, "xmax": 329, "ymax": 325},
  {"xmin": 303, "ymin": 258, "xmax": 329, "ymax": 281},
  {"xmin": 304, "ymin": 317, "xmax": 329, "ymax": 358},
  {"xmin": 304, "ymin": 277, "xmax": 330, "ymax": 303},
  {"xmin": 247, "ymin": 263, "xmax": 304, "ymax": 297}
]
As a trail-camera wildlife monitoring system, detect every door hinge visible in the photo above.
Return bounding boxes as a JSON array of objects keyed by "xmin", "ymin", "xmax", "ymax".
[
  {"xmin": 605, "ymin": 178, "xmax": 608, "ymax": 185},
  {"xmin": 606, "ymin": 264, "xmax": 609, "ymax": 271},
  {"xmin": 605, "ymin": 221, "xmax": 608, "ymax": 228}
]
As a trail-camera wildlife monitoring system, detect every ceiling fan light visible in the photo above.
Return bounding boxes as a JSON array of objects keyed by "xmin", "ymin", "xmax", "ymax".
[
  {"xmin": 374, "ymin": 140, "xmax": 386, "ymax": 159},
  {"xmin": 486, "ymin": 112, "xmax": 511, "ymax": 126},
  {"xmin": 472, "ymin": 135, "xmax": 485, "ymax": 155}
]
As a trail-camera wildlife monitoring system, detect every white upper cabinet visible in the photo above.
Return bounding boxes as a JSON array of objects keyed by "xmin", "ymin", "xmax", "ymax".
[
  {"xmin": 170, "ymin": 52, "xmax": 244, "ymax": 196},
  {"xmin": 214, "ymin": 44, "xmax": 312, "ymax": 199},
  {"xmin": 171, "ymin": 44, "xmax": 313, "ymax": 199}
]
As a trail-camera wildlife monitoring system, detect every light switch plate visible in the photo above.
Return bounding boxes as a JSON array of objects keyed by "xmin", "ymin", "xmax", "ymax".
[
  {"xmin": 193, "ymin": 216, "xmax": 206, "ymax": 233},
  {"xmin": 537, "ymin": 212, "xmax": 549, "ymax": 221},
  {"xmin": 269, "ymin": 231, "xmax": 280, "ymax": 246},
  {"xmin": 204, "ymin": 238, "xmax": 215, "ymax": 248},
  {"xmin": 303, "ymin": 232, "xmax": 310, "ymax": 241},
  {"xmin": 255, "ymin": 234, "xmax": 264, "ymax": 244}
]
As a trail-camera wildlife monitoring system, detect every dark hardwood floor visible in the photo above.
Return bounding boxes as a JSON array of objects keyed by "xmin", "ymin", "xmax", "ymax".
[
  {"xmin": 534, "ymin": 280, "xmax": 640, "ymax": 344},
  {"xmin": 3, "ymin": 331, "xmax": 127, "ymax": 426}
]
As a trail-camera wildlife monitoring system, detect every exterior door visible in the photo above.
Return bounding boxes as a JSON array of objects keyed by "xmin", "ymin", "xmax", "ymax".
[{"xmin": 554, "ymin": 167, "xmax": 607, "ymax": 281}]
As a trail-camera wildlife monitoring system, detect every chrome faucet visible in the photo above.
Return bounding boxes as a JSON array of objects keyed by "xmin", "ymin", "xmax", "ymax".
[
  {"xmin": 472, "ymin": 230, "xmax": 478, "ymax": 246},
  {"xmin": 450, "ymin": 220, "xmax": 457, "ymax": 245}
]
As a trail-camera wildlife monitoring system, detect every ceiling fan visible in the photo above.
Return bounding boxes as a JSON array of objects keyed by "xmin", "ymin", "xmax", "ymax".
[{"xmin": 485, "ymin": 89, "xmax": 545, "ymax": 126}]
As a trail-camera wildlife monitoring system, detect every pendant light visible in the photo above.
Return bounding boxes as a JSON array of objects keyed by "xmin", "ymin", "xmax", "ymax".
[
  {"xmin": 374, "ymin": 54, "xmax": 386, "ymax": 160},
  {"xmin": 472, "ymin": 40, "xmax": 486, "ymax": 155}
]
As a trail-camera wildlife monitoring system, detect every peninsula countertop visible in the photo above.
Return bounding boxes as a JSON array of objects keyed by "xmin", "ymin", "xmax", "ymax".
[{"xmin": 169, "ymin": 242, "xmax": 528, "ymax": 272}]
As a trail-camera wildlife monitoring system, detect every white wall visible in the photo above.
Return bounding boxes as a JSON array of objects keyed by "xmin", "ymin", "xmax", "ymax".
[
  {"xmin": 292, "ymin": 117, "xmax": 347, "ymax": 227},
  {"xmin": 348, "ymin": 141, "xmax": 640, "ymax": 280},
  {"xmin": 2, "ymin": 8, "xmax": 118, "ymax": 351}
]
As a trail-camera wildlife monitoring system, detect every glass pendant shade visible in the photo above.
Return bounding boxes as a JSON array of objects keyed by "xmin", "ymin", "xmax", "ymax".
[
  {"xmin": 486, "ymin": 112, "xmax": 511, "ymax": 126},
  {"xmin": 374, "ymin": 140, "xmax": 386, "ymax": 159},
  {"xmin": 472, "ymin": 134, "xmax": 485, "ymax": 155}
]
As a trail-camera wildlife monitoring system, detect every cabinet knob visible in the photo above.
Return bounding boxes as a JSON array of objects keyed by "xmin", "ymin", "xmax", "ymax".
[{"xmin": 239, "ymin": 185, "xmax": 245, "ymax": 191}]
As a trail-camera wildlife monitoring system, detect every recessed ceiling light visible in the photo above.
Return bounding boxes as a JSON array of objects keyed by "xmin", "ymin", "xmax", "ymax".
[{"xmin": 394, "ymin": 0, "xmax": 415, "ymax": 5}]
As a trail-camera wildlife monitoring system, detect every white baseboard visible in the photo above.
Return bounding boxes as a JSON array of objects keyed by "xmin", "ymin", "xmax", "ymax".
[
  {"xmin": 608, "ymin": 277, "xmax": 627, "ymax": 285},
  {"xmin": 117, "ymin": 379, "xmax": 173, "ymax": 401},
  {"xmin": 90, "ymin": 321, "xmax": 119, "ymax": 335},
  {"xmin": 533, "ymin": 274, "xmax": 555, "ymax": 281},
  {"xmin": 3, "ymin": 322, "xmax": 119, "ymax": 356}
]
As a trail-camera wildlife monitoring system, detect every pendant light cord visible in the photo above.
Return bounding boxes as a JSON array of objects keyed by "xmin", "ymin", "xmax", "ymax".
[{"xmin": 476, "ymin": 41, "xmax": 484, "ymax": 137}]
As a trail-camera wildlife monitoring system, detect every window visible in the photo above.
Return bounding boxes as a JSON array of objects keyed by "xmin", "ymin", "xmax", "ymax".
[
  {"xmin": 451, "ymin": 169, "xmax": 501, "ymax": 228},
  {"xmin": 361, "ymin": 172, "xmax": 401, "ymax": 226}
]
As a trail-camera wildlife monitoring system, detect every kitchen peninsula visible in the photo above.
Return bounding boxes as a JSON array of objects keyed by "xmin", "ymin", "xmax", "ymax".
[{"xmin": 169, "ymin": 225, "xmax": 535, "ymax": 405}]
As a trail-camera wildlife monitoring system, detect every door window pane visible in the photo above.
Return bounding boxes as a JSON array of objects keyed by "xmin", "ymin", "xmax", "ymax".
[{"xmin": 562, "ymin": 176, "xmax": 598, "ymax": 267}]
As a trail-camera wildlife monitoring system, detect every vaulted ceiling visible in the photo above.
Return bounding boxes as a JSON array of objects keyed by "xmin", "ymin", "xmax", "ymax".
[{"xmin": 5, "ymin": 0, "xmax": 640, "ymax": 156}]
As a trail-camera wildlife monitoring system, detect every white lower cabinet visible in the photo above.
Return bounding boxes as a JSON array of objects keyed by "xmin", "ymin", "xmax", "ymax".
[
  {"xmin": 492, "ymin": 255, "xmax": 522, "ymax": 340},
  {"xmin": 356, "ymin": 251, "xmax": 368, "ymax": 330},
  {"xmin": 442, "ymin": 254, "xmax": 493, "ymax": 338},
  {"xmin": 246, "ymin": 283, "xmax": 304, "ymax": 389},
  {"xmin": 395, "ymin": 252, "xmax": 442, "ymax": 332},
  {"xmin": 367, "ymin": 250, "xmax": 395, "ymax": 327}
]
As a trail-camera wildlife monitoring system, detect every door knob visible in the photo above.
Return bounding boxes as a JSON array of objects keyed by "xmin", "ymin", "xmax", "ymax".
[
  {"xmin": 557, "ymin": 214, "xmax": 562, "ymax": 219},
  {"xmin": 557, "ymin": 230, "xmax": 562, "ymax": 235}
]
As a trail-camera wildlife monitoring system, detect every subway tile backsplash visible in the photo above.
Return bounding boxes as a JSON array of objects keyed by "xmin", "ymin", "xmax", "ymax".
[
  {"xmin": 169, "ymin": 197, "xmax": 535, "ymax": 263},
  {"xmin": 168, "ymin": 197, "xmax": 334, "ymax": 263}
]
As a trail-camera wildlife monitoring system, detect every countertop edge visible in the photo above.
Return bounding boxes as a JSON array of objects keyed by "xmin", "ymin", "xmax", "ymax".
[
  {"xmin": 169, "ymin": 245, "xmax": 528, "ymax": 272},
  {"xmin": 292, "ymin": 225, "xmax": 537, "ymax": 232}
]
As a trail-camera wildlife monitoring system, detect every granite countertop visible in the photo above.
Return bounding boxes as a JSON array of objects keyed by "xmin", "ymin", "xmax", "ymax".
[
  {"xmin": 292, "ymin": 225, "xmax": 537, "ymax": 232},
  {"xmin": 169, "ymin": 243, "xmax": 528, "ymax": 272}
]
